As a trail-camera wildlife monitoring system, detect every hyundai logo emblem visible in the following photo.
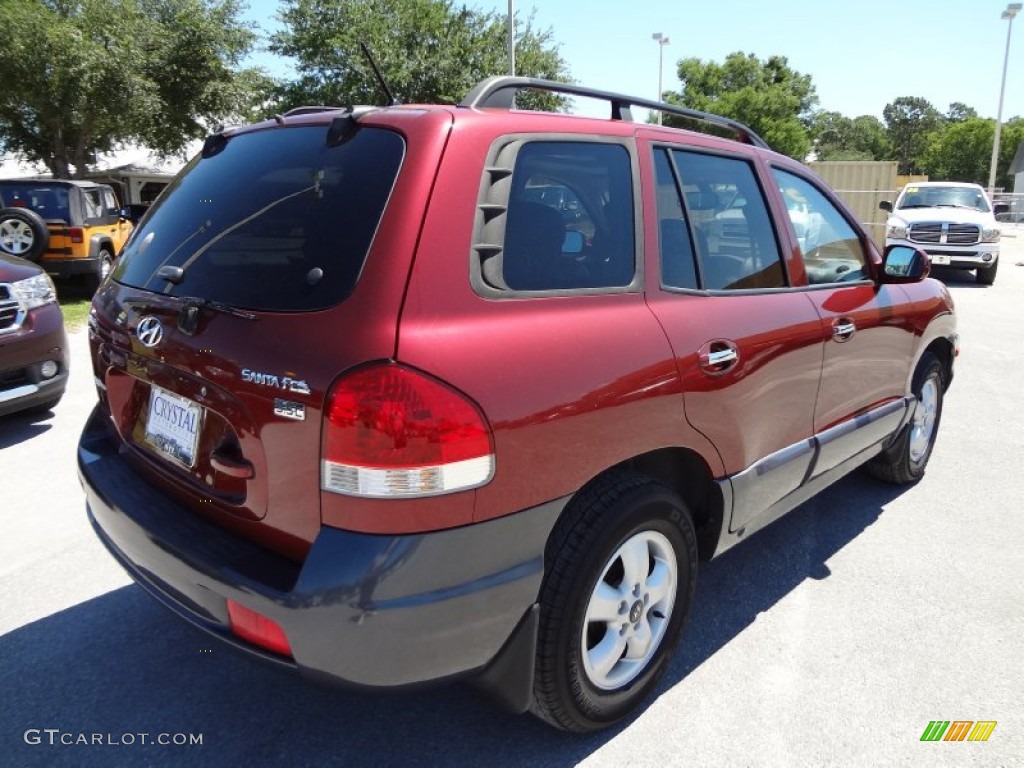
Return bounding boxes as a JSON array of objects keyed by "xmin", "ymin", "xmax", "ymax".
[{"xmin": 136, "ymin": 315, "xmax": 164, "ymax": 348}]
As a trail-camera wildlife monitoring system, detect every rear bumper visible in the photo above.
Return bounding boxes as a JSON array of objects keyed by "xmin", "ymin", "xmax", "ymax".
[
  {"xmin": 78, "ymin": 406, "xmax": 562, "ymax": 692},
  {"xmin": 42, "ymin": 256, "xmax": 101, "ymax": 279}
]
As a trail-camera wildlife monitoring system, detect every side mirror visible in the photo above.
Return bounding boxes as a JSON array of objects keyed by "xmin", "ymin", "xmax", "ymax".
[
  {"xmin": 994, "ymin": 202, "xmax": 1009, "ymax": 215},
  {"xmin": 881, "ymin": 244, "xmax": 930, "ymax": 282},
  {"xmin": 562, "ymin": 230, "xmax": 584, "ymax": 254},
  {"xmin": 119, "ymin": 207, "xmax": 131, "ymax": 220},
  {"xmin": 878, "ymin": 200, "xmax": 893, "ymax": 212}
]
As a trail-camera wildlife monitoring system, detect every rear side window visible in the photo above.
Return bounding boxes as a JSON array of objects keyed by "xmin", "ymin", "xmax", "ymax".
[
  {"xmin": 478, "ymin": 141, "xmax": 635, "ymax": 292},
  {"xmin": 667, "ymin": 150, "xmax": 786, "ymax": 290},
  {"xmin": 653, "ymin": 148, "xmax": 698, "ymax": 290},
  {"xmin": 114, "ymin": 126, "xmax": 405, "ymax": 311}
]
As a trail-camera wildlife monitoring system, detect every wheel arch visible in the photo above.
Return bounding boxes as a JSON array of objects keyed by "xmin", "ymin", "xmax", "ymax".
[
  {"xmin": 920, "ymin": 334, "xmax": 955, "ymax": 391},
  {"xmin": 553, "ymin": 447, "xmax": 724, "ymax": 564},
  {"xmin": 88, "ymin": 234, "xmax": 115, "ymax": 261}
]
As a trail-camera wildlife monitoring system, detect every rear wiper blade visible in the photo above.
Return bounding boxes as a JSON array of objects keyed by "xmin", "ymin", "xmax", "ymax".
[{"xmin": 177, "ymin": 295, "xmax": 257, "ymax": 320}]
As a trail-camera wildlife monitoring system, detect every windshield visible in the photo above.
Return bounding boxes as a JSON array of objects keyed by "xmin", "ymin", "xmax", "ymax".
[
  {"xmin": 113, "ymin": 125, "xmax": 405, "ymax": 312},
  {"xmin": 897, "ymin": 185, "xmax": 990, "ymax": 212}
]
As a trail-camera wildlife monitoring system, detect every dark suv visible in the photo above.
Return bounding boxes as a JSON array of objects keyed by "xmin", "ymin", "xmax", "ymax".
[
  {"xmin": 78, "ymin": 78, "xmax": 956, "ymax": 732},
  {"xmin": 0, "ymin": 251, "xmax": 68, "ymax": 416}
]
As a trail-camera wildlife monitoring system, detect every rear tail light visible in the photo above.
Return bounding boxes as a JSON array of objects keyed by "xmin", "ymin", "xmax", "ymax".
[
  {"xmin": 322, "ymin": 363, "xmax": 495, "ymax": 498},
  {"xmin": 69, "ymin": 227, "xmax": 84, "ymax": 243},
  {"xmin": 226, "ymin": 600, "xmax": 292, "ymax": 656}
]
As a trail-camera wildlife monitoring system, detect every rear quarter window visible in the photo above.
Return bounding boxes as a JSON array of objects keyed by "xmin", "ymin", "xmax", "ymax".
[
  {"xmin": 113, "ymin": 125, "xmax": 405, "ymax": 312},
  {"xmin": 473, "ymin": 139, "xmax": 638, "ymax": 294}
]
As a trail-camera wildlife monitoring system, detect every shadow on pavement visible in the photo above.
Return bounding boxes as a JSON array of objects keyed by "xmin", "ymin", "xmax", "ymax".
[
  {"xmin": 928, "ymin": 266, "xmax": 989, "ymax": 288},
  {"xmin": 0, "ymin": 410, "xmax": 53, "ymax": 449},
  {"xmin": 0, "ymin": 473, "xmax": 906, "ymax": 768}
]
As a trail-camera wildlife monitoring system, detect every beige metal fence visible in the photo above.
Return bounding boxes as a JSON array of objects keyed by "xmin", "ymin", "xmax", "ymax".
[{"xmin": 808, "ymin": 161, "xmax": 900, "ymax": 248}]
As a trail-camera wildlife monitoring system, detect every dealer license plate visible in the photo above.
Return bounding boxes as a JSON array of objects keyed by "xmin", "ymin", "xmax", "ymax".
[
  {"xmin": 931, "ymin": 254, "xmax": 951, "ymax": 265},
  {"xmin": 144, "ymin": 385, "xmax": 202, "ymax": 468}
]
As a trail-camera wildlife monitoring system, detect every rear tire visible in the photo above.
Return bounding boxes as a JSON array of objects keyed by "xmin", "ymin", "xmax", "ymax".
[
  {"xmin": 85, "ymin": 249, "xmax": 113, "ymax": 293},
  {"xmin": 0, "ymin": 207, "xmax": 49, "ymax": 262},
  {"xmin": 867, "ymin": 352, "xmax": 944, "ymax": 484},
  {"xmin": 975, "ymin": 259, "xmax": 997, "ymax": 285},
  {"xmin": 530, "ymin": 474, "xmax": 697, "ymax": 732}
]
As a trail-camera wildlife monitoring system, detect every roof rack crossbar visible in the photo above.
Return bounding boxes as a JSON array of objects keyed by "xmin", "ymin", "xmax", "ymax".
[{"xmin": 458, "ymin": 76, "xmax": 770, "ymax": 149}]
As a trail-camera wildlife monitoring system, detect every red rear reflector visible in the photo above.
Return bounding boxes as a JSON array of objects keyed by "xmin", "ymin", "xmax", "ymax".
[
  {"xmin": 226, "ymin": 600, "xmax": 292, "ymax": 657},
  {"xmin": 322, "ymin": 364, "xmax": 494, "ymax": 497},
  {"xmin": 69, "ymin": 227, "xmax": 84, "ymax": 243}
]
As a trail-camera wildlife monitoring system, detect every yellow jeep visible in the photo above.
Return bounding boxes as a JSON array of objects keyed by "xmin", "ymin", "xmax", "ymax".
[{"xmin": 0, "ymin": 179, "xmax": 133, "ymax": 291}]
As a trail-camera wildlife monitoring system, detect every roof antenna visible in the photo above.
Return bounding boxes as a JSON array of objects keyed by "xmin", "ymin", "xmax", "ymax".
[{"xmin": 359, "ymin": 43, "xmax": 398, "ymax": 106}]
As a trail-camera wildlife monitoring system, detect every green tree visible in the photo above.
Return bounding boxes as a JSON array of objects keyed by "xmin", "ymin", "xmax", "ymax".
[
  {"xmin": 920, "ymin": 118, "xmax": 993, "ymax": 183},
  {"xmin": 921, "ymin": 117, "xmax": 1024, "ymax": 189},
  {"xmin": 946, "ymin": 102, "xmax": 978, "ymax": 123},
  {"xmin": 0, "ymin": 0, "xmax": 270, "ymax": 178},
  {"xmin": 270, "ymin": 0, "xmax": 569, "ymax": 111},
  {"xmin": 883, "ymin": 96, "xmax": 943, "ymax": 175},
  {"xmin": 663, "ymin": 52, "xmax": 818, "ymax": 160},
  {"xmin": 849, "ymin": 115, "xmax": 891, "ymax": 160},
  {"xmin": 810, "ymin": 112, "xmax": 890, "ymax": 161}
]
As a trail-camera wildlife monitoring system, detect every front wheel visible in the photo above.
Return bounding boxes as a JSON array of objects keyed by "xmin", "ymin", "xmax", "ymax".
[
  {"xmin": 530, "ymin": 474, "xmax": 697, "ymax": 732},
  {"xmin": 976, "ymin": 259, "xmax": 997, "ymax": 285},
  {"xmin": 867, "ymin": 352, "xmax": 944, "ymax": 484}
]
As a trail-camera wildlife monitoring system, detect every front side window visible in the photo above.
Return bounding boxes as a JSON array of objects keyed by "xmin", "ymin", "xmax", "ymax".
[
  {"xmin": 102, "ymin": 189, "xmax": 119, "ymax": 215},
  {"xmin": 114, "ymin": 126, "xmax": 405, "ymax": 311},
  {"xmin": 772, "ymin": 169, "xmax": 868, "ymax": 285},
  {"xmin": 495, "ymin": 141, "xmax": 635, "ymax": 292},
  {"xmin": 671, "ymin": 151, "xmax": 786, "ymax": 290}
]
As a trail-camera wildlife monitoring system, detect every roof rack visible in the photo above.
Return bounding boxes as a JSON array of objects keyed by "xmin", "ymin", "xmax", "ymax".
[
  {"xmin": 282, "ymin": 105, "xmax": 374, "ymax": 117},
  {"xmin": 458, "ymin": 76, "xmax": 770, "ymax": 150}
]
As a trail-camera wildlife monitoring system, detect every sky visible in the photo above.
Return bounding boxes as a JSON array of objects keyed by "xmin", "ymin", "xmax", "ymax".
[
  {"xmin": 4, "ymin": 0, "xmax": 1020, "ymax": 177},
  {"xmin": 241, "ymin": 0, "xmax": 1024, "ymax": 122}
]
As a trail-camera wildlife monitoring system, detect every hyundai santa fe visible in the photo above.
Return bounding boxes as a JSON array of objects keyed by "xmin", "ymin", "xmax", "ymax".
[{"xmin": 78, "ymin": 77, "xmax": 956, "ymax": 732}]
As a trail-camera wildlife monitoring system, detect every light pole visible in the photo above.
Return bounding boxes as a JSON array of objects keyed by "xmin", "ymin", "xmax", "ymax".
[
  {"xmin": 507, "ymin": 0, "xmax": 515, "ymax": 76},
  {"xmin": 652, "ymin": 33, "xmax": 670, "ymax": 125},
  {"xmin": 987, "ymin": 2, "xmax": 1021, "ymax": 195}
]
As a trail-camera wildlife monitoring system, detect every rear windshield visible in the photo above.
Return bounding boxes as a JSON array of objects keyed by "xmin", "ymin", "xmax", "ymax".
[
  {"xmin": 0, "ymin": 183, "xmax": 71, "ymax": 222},
  {"xmin": 114, "ymin": 125, "xmax": 405, "ymax": 311}
]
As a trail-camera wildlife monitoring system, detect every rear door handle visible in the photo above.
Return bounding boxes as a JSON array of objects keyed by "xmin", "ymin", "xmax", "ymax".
[
  {"xmin": 698, "ymin": 340, "xmax": 740, "ymax": 374},
  {"xmin": 832, "ymin": 318, "xmax": 856, "ymax": 342}
]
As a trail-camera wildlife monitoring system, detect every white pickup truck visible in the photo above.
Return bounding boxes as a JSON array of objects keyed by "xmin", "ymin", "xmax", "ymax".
[{"xmin": 880, "ymin": 181, "xmax": 1008, "ymax": 285}]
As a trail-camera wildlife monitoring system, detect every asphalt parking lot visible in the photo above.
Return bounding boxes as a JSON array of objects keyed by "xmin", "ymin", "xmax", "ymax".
[{"xmin": 2, "ymin": 231, "xmax": 1022, "ymax": 767}]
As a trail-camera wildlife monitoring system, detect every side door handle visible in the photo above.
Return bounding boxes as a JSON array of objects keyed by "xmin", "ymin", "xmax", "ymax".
[
  {"xmin": 832, "ymin": 318, "xmax": 856, "ymax": 342},
  {"xmin": 698, "ymin": 340, "xmax": 740, "ymax": 375}
]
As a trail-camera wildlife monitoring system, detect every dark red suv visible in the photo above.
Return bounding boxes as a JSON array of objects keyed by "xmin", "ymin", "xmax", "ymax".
[
  {"xmin": 0, "ymin": 251, "xmax": 68, "ymax": 416},
  {"xmin": 78, "ymin": 78, "xmax": 956, "ymax": 732}
]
